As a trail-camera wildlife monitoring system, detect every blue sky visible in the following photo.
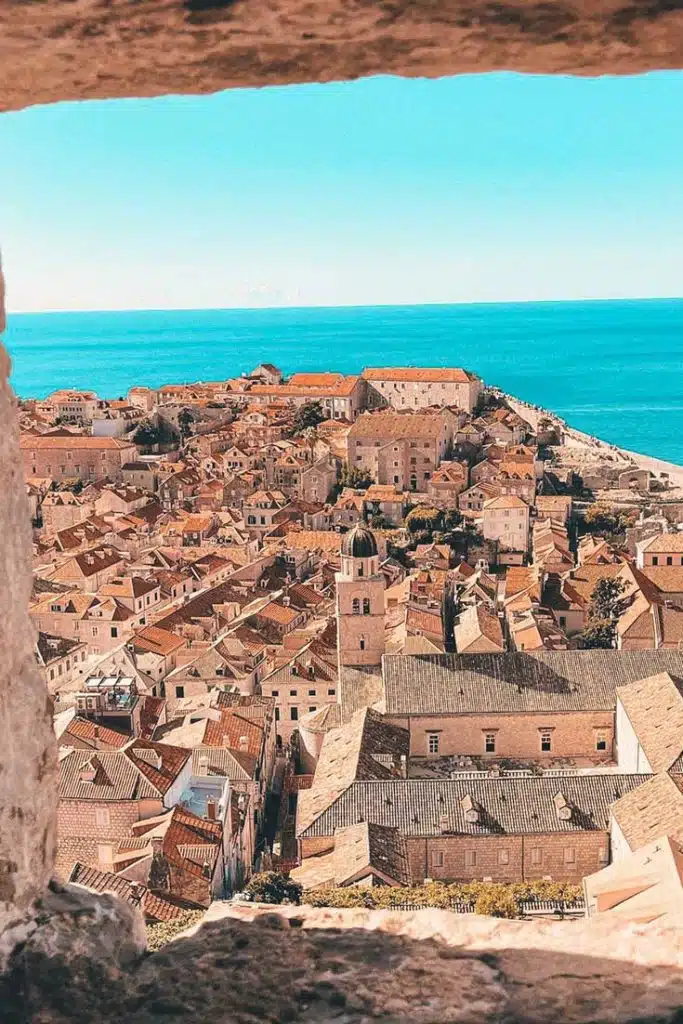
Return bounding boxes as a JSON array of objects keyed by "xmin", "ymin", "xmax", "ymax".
[{"xmin": 1, "ymin": 72, "xmax": 683, "ymax": 312}]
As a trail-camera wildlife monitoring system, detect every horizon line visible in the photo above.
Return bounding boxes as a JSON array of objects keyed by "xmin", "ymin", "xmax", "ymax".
[{"xmin": 7, "ymin": 293, "xmax": 683, "ymax": 317}]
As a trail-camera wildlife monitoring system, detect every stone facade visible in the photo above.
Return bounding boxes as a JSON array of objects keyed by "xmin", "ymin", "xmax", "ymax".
[
  {"xmin": 406, "ymin": 831, "xmax": 609, "ymax": 884},
  {"xmin": 386, "ymin": 710, "xmax": 614, "ymax": 760},
  {"xmin": 20, "ymin": 435, "xmax": 136, "ymax": 483}
]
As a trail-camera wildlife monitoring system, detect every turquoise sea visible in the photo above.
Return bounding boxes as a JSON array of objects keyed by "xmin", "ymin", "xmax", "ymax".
[{"xmin": 5, "ymin": 298, "xmax": 683, "ymax": 463}]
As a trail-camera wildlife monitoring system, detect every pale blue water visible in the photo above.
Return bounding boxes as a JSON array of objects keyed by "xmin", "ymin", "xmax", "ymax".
[{"xmin": 5, "ymin": 298, "xmax": 683, "ymax": 463}]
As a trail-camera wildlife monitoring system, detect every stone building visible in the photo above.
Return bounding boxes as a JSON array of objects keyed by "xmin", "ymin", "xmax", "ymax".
[
  {"xmin": 20, "ymin": 431, "xmax": 136, "ymax": 483},
  {"xmin": 361, "ymin": 367, "xmax": 481, "ymax": 413},
  {"xmin": 347, "ymin": 409, "xmax": 456, "ymax": 492},
  {"xmin": 378, "ymin": 649, "xmax": 683, "ymax": 762}
]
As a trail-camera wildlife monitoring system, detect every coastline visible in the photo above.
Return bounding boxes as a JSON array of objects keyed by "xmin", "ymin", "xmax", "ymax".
[{"xmin": 505, "ymin": 394, "xmax": 683, "ymax": 491}]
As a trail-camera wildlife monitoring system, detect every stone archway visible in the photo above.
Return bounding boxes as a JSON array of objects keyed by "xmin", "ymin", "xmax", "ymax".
[
  {"xmin": 2, "ymin": 4, "xmax": 683, "ymax": 1016},
  {"xmin": 2, "ymin": 0, "xmax": 683, "ymax": 113}
]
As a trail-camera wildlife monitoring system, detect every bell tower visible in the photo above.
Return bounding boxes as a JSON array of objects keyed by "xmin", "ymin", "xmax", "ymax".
[{"xmin": 336, "ymin": 524, "xmax": 385, "ymax": 668}]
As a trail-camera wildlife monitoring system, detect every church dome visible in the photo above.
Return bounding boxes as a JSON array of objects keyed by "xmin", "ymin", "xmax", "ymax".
[{"xmin": 341, "ymin": 524, "xmax": 378, "ymax": 559}]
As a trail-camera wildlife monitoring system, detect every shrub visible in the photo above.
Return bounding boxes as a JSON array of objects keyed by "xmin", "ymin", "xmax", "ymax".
[
  {"xmin": 146, "ymin": 909, "xmax": 205, "ymax": 951},
  {"xmin": 243, "ymin": 871, "xmax": 302, "ymax": 905},
  {"xmin": 302, "ymin": 880, "xmax": 582, "ymax": 912},
  {"xmin": 474, "ymin": 886, "xmax": 519, "ymax": 919}
]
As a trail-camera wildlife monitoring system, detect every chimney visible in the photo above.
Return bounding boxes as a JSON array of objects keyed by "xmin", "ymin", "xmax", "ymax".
[
  {"xmin": 206, "ymin": 798, "xmax": 217, "ymax": 821},
  {"xmin": 400, "ymin": 754, "xmax": 408, "ymax": 779},
  {"xmin": 438, "ymin": 813, "xmax": 450, "ymax": 834},
  {"xmin": 150, "ymin": 835, "xmax": 164, "ymax": 854},
  {"xmin": 93, "ymin": 724, "xmax": 99, "ymax": 749},
  {"xmin": 198, "ymin": 753, "xmax": 209, "ymax": 773},
  {"xmin": 461, "ymin": 794, "xmax": 480, "ymax": 824},
  {"xmin": 239, "ymin": 735, "xmax": 248, "ymax": 751}
]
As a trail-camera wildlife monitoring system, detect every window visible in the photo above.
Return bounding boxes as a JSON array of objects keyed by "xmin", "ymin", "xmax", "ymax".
[
  {"xmin": 359, "ymin": 637, "xmax": 366, "ymax": 651},
  {"xmin": 91, "ymin": 627, "xmax": 99, "ymax": 637},
  {"xmin": 352, "ymin": 598, "xmax": 360, "ymax": 615},
  {"xmin": 290, "ymin": 707, "xmax": 298, "ymax": 721},
  {"xmin": 595, "ymin": 732, "xmax": 608, "ymax": 752},
  {"xmin": 559, "ymin": 616, "xmax": 566, "ymax": 628},
  {"xmin": 427, "ymin": 733, "xmax": 440, "ymax": 755},
  {"xmin": 271, "ymin": 690, "xmax": 279, "ymax": 697},
  {"xmin": 498, "ymin": 849, "xmax": 510, "ymax": 866},
  {"xmin": 309, "ymin": 706, "xmax": 316, "ymax": 713},
  {"xmin": 247, "ymin": 515, "xmax": 256, "ymax": 525},
  {"xmin": 484, "ymin": 733, "xmax": 496, "ymax": 753},
  {"xmin": 289, "ymin": 689, "xmax": 297, "ymax": 697},
  {"xmin": 598, "ymin": 848, "xmax": 608, "ymax": 865},
  {"xmin": 110, "ymin": 627, "xmax": 118, "ymax": 638},
  {"xmin": 431, "ymin": 851, "xmax": 444, "ymax": 868},
  {"xmin": 328, "ymin": 689, "xmax": 336, "ymax": 696},
  {"xmin": 667, "ymin": 556, "xmax": 673, "ymax": 566},
  {"xmin": 274, "ymin": 707, "xmax": 280, "ymax": 721},
  {"xmin": 540, "ymin": 730, "xmax": 552, "ymax": 753},
  {"xmin": 95, "ymin": 807, "xmax": 110, "ymax": 828},
  {"xmin": 175, "ymin": 685, "xmax": 185, "ymax": 699},
  {"xmin": 564, "ymin": 847, "xmax": 576, "ymax": 865},
  {"xmin": 652, "ymin": 556, "xmax": 659, "ymax": 566},
  {"xmin": 465, "ymin": 850, "xmax": 477, "ymax": 868},
  {"xmin": 362, "ymin": 598, "xmax": 371, "ymax": 615},
  {"xmin": 531, "ymin": 847, "xmax": 542, "ymax": 866},
  {"xmin": 308, "ymin": 689, "xmax": 316, "ymax": 697},
  {"xmin": 358, "ymin": 564, "xmax": 364, "ymax": 578}
]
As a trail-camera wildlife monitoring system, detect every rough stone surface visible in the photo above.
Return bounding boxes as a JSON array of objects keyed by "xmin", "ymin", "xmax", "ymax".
[
  {"xmin": 5, "ymin": 901, "xmax": 683, "ymax": 1022},
  {"xmin": 0, "ymin": 884, "xmax": 147, "ymax": 1024},
  {"xmin": 2, "ymin": 0, "xmax": 683, "ymax": 113},
  {"xmin": 0, "ymin": 259, "xmax": 58, "ymax": 962}
]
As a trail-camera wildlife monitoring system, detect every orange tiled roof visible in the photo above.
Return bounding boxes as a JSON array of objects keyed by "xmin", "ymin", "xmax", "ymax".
[{"xmin": 362, "ymin": 367, "xmax": 472, "ymax": 383}]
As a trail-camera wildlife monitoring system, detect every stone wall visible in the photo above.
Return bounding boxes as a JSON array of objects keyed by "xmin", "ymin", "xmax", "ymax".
[
  {"xmin": 7, "ymin": 898, "xmax": 683, "ymax": 1023},
  {"xmin": 0, "ymin": 260, "xmax": 58, "ymax": 963}
]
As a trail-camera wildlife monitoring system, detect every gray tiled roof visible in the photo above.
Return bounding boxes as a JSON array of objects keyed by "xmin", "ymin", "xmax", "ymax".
[
  {"xmin": 300, "ymin": 774, "xmax": 649, "ymax": 838},
  {"xmin": 382, "ymin": 650, "xmax": 683, "ymax": 716}
]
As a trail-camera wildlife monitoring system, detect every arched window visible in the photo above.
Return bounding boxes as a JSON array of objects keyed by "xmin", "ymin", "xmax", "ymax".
[
  {"xmin": 358, "ymin": 564, "xmax": 364, "ymax": 578},
  {"xmin": 352, "ymin": 598, "xmax": 360, "ymax": 615},
  {"xmin": 359, "ymin": 637, "xmax": 366, "ymax": 651},
  {"xmin": 362, "ymin": 598, "xmax": 371, "ymax": 615}
]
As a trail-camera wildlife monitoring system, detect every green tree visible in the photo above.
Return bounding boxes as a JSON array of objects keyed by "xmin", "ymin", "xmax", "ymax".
[
  {"xmin": 293, "ymin": 400, "xmax": 326, "ymax": 433},
  {"xmin": 589, "ymin": 576, "xmax": 626, "ymax": 622},
  {"xmin": 339, "ymin": 463, "xmax": 374, "ymax": 490},
  {"xmin": 133, "ymin": 420, "xmax": 160, "ymax": 447},
  {"xmin": 578, "ymin": 575, "xmax": 627, "ymax": 649},
  {"xmin": 579, "ymin": 619, "xmax": 617, "ymax": 649},
  {"xmin": 584, "ymin": 503, "xmax": 619, "ymax": 534},
  {"xmin": 178, "ymin": 407, "xmax": 194, "ymax": 440},
  {"xmin": 405, "ymin": 505, "xmax": 443, "ymax": 535},
  {"xmin": 244, "ymin": 871, "xmax": 302, "ymax": 905}
]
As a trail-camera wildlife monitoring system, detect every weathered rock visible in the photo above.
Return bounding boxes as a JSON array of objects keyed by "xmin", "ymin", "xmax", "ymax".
[
  {"xmin": 1, "ymin": 0, "xmax": 683, "ymax": 114},
  {"xmin": 5, "ymin": 901, "xmax": 683, "ymax": 1022},
  {"xmin": 0, "ymin": 252, "xmax": 57, "ymax": 963},
  {"xmin": 0, "ymin": 884, "xmax": 146, "ymax": 1024}
]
